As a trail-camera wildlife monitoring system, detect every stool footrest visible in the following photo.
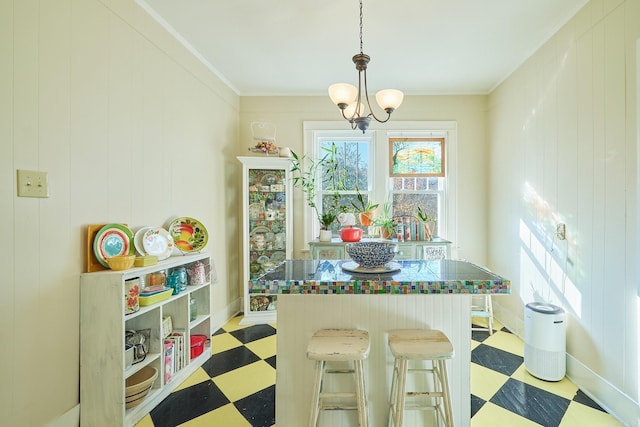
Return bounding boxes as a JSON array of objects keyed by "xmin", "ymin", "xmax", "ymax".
[
  {"xmin": 406, "ymin": 391, "xmax": 443, "ymax": 398},
  {"xmin": 325, "ymin": 368, "xmax": 355, "ymax": 374},
  {"xmin": 320, "ymin": 404, "xmax": 359, "ymax": 410},
  {"xmin": 471, "ymin": 310, "xmax": 492, "ymax": 317},
  {"xmin": 402, "ymin": 404, "xmax": 439, "ymax": 411}
]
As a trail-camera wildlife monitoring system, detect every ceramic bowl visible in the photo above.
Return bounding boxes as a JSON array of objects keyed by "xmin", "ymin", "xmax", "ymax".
[
  {"xmin": 345, "ymin": 241, "xmax": 398, "ymax": 268},
  {"xmin": 107, "ymin": 254, "xmax": 135, "ymax": 271},
  {"xmin": 125, "ymin": 366, "xmax": 157, "ymax": 408}
]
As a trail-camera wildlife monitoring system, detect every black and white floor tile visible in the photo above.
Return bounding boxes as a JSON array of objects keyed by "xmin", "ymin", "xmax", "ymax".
[{"xmin": 135, "ymin": 316, "xmax": 622, "ymax": 427}]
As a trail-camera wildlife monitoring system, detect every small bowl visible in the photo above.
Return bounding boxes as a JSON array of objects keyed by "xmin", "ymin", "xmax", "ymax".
[
  {"xmin": 345, "ymin": 241, "xmax": 398, "ymax": 268},
  {"xmin": 107, "ymin": 254, "xmax": 135, "ymax": 271}
]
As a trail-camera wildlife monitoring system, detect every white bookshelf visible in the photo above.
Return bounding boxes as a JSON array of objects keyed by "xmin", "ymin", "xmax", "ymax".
[{"xmin": 80, "ymin": 253, "xmax": 212, "ymax": 427}]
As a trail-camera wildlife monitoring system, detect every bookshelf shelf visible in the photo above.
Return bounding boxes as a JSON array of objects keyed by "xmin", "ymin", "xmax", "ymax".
[{"xmin": 80, "ymin": 253, "xmax": 212, "ymax": 427}]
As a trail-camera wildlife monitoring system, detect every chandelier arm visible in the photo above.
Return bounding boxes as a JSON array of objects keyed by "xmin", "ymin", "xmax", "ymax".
[{"xmin": 362, "ymin": 69, "xmax": 392, "ymax": 124}]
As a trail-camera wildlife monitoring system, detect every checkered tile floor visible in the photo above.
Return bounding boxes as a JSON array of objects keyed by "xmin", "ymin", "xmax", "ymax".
[{"xmin": 134, "ymin": 316, "xmax": 622, "ymax": 427}]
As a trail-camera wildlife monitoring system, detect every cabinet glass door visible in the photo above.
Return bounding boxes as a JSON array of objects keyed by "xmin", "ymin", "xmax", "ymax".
[
  {"xmin": 239, "ymin": 156, "xmax": 292, "ymax": 324},
  {"xmin": 248, "ymin": 168, "xmax": 287, "ymax": 279}
]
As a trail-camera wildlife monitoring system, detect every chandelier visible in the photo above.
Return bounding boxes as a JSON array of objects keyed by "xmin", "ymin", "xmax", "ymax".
[{"xmin": 328, "ymin": 0, "xmax": 404, "ymax": 133}]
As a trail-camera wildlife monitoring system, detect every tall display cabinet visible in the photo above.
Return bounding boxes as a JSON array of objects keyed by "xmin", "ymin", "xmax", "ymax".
[{"xmin": 238, "ymin": 156, "xmax": 292, "ymax": 324}]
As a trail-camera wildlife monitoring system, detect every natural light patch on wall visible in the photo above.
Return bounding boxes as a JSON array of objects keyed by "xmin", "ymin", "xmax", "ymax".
[{"xmin": 519, "ymin": 181, "xmax": 582, "ymax": 317}]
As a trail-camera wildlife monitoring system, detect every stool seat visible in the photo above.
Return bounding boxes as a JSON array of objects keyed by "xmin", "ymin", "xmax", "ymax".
[
  {"xmin": 388, "ymin": 329, "xmax": 454, "ymax": 427},
  {"xmin": 307, "ymin": 329, "xmax": 370, "ymax": 361},
  {"xmin": 307, "ymin": 329, "xmax": 370, "ymax": 427},
  {"xmin": 388, "ymin": 329, "xmax": 454, "ymax": 360}
]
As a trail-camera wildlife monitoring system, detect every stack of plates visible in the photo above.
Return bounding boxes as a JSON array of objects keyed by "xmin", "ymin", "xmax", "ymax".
[{"xmin": 93, "ymin": 224, "xmax": 135, "ymax": 268}]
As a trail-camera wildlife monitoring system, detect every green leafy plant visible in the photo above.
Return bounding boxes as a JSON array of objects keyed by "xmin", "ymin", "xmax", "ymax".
[
  {"xmin": 416, "ymin": 206, "xmax": 437, "ymax": 223},
  {"xmin": 373, "ymin": 200, "xmax": 395, "ymax": 239},
  {"xmin": 350, "ymin": 187, "xmax": 379, "ymax": 213},
  {"xmin": 416, "ymin": 206, "xmax": 437, "ymax": 240},
  {"xmin": 290, "ymin": 143, "xmax": 347, "ymax": 231},
  {"xmin": 319, "ymin": 211, "xmax": 337, "ymax": 230}
]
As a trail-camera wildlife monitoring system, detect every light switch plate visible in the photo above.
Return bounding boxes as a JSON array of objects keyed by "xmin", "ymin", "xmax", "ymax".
[{"xmin": 17, "ymin": 169, "xmax": 49, "ymax": 198}]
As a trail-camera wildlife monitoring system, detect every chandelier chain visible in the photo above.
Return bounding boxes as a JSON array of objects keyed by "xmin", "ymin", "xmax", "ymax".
[{"xmin": 359, "ymin": 0, "xmax": 363, "ymax": 54}]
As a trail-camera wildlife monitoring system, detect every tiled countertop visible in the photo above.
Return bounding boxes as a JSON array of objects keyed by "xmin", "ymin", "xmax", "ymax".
[{"xmin": 250, "ymin": 259, "xmax": 510, "ymax": 295}]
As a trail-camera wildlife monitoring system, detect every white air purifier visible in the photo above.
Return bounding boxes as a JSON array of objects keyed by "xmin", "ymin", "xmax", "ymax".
[{"xmin": 524, "ymin": 302, "xmax": 566, "ymax": 381}]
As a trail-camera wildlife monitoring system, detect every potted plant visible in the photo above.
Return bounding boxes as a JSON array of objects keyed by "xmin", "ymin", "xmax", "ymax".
[
  {"xmin": 416, "ymin": 206, "xmax": 437, "ymax": 240},
  {"xmin": 350, "ymin": 187, "xmax": 379, "ymax": 227},
  {"xmin": 373, "ymin": 200, "xmax": 395, "ymax": 239},
  {"xmin": 290, "ymin": 143, "xmax": 347, "ymax": 241}
]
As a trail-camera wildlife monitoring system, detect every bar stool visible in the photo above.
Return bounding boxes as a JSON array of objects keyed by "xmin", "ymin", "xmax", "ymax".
[
  {"xmin": 387, "ymin": 329, "xmax": 454, "ymax": 427},
  {"xmin": 307, "ymin": 329, "xmax": 370, "ymax": 427},
  {"xmin": 471, "ymin": 294, "xmax": 494, "ymax": 335}
]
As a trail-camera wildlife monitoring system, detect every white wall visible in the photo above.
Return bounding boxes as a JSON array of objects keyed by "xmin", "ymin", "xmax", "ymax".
[
  {"xmin": 487, "ymin": 0, "xmax": 639, "ymax": 423},
  {"xmin": 0, "ymin": 0, "xmax": 240, "ymax": 425}
]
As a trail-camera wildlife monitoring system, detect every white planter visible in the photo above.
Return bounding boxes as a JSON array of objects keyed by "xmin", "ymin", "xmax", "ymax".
[{"xmin": 319, "ymin": 230, "xmax": 332, "ymax": 242}]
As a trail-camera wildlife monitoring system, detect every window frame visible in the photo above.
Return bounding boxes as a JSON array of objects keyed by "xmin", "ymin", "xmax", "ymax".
[{"xmin": 302, "ymin": 121, "xmax": 458, "ymax": 258}]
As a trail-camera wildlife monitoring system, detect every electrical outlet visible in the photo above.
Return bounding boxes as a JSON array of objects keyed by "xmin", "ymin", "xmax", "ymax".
[
  {"xmin": 17, "ymin": 169, "xmax": 49, "ymax": 198},
  {"xmin": 556, "ymin": 223, "xmax": 566, "ymax": 240}
]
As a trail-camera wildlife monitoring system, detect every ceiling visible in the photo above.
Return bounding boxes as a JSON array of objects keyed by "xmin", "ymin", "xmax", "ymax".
[{"xmin": 137, "ymin": 0, "xmax": 587, "ymax": 96}]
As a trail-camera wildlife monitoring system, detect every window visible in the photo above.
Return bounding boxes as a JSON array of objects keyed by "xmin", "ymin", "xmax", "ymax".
[
  {"xmin": 317, "ymin": 135, "xmax": 374, "ymax": 234},
  {"xmin": 303, "ymin": 122, "xmax": 457, "ymax": 251},
  {"xmin": 388, "ymin": 136, "xmax": 447, "ymax": 237}
]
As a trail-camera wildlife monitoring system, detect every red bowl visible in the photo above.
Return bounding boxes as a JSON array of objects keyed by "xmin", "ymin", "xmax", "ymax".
[
  {"xmin": 339, "ymin": 227, "xmax": 362, "ymax": 242},
  {"xmin": 190, "ymin": 335, "xmax": 208, "ymax": 359}
]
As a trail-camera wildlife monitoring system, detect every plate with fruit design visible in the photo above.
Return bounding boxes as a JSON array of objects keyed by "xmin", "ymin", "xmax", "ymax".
[{"xmin": 168, "ymin": 217, "xmax": 208, "ymax": 253}]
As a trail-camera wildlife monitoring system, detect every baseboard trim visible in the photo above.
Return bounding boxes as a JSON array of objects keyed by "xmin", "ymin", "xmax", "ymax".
[
  {"xmin": 212, "ymin": 297, "xmax": 242, "ymax": 332},
  {"xmin": 45, "ymin": 404, "xmax": 79, "ymax": 427},
  {"xmin": 566, "ymin": 354, "xmax": 638, "ymax": 427},
  {"xmin": 494, "ymin": 300, "xmax": 638, "ymax": 426}
]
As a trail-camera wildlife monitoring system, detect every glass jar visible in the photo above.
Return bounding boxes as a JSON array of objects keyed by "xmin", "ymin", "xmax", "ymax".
[{"xmin": 190, "ymin": 297, "xmax": 197, "ymax": 321}]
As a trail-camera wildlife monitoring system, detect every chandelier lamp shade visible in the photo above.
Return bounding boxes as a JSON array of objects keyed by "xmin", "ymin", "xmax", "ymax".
[{"xmin": 328, "ymin": 0, "xmax": 404, "ymax": 133}]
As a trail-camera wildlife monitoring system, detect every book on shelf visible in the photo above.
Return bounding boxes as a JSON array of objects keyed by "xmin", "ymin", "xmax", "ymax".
[
  {"xmin": 164, "ymin": 340, "xmax": 174, "ymax": 384},
  {"xmin": 171, "ymin": 329, "xmax": 187, "ymax": 370}
]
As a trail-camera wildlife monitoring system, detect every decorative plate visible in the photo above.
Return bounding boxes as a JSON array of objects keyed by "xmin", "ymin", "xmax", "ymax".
[
  {"xmin": 261, "ymin": 173, "xmax": 278, "ymax": 186},
  {"xmin": 340, "ymin": 261, "xmax": 402, "ymax": 274},
  {"xmin": 93, "ymin": 223, "xmax": 134, "ymax": 267},
  {"xmin": 250, "ymin": 226, "xmax": 271, "ymax": 236},
  {"xmin": 249, "ymin": 203, "xmax": 262, "ymax": 220},
  {"xmin": 134, "ymin": 226, "xmax": 152, "ymax": 256},
  {"xmin": 168, "ymin": 217, "xmax": 208, "ymax": 253},
  {"xmin": 142, "ymin": 227, "xmax": 174, "ymax": 260}
]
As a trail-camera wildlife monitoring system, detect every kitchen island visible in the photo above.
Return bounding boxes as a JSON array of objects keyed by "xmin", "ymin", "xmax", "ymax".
[{"xmin": 249, "ymin": 259, "xmax": 510, "ymax": 427}]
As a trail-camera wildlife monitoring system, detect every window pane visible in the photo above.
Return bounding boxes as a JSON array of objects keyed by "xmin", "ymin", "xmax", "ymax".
[
  {"xmin": 321, "ymin": 194, "xmax": 357, "ymax": 233},
  {"xmin": 320, "ymin": 140, "xmax": 370, "ymax": 191},
  {"xmin": 392, "ymin": 193, "xmax": 440, "ymax": 236}
]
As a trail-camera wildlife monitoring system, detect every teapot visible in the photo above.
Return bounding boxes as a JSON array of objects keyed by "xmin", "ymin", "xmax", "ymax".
[{"xmin": 337, "ymin": 212, "xmax": 356, "ymax": 227}]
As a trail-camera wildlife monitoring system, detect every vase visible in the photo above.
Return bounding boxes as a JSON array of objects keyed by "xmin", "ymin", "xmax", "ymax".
[
  {"xmin": 359, "ymin": 211, "xmax": 374, "ymax": 227},
  {"xmin": 421, "ymin": 221, "xmax": 433, "ymax": 241},
  {"xmin": 380, "ymin": 227, "xmax": 393, "ymax": 240},
  {"xmin": 319, "ymin": 229, "xmax": 332, "ymax": 242}
]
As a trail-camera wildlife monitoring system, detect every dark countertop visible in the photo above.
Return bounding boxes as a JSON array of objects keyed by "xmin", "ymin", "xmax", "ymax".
[{"xmin": 249, "ymin": 259, "xmax": 510, "ymax": 295}]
